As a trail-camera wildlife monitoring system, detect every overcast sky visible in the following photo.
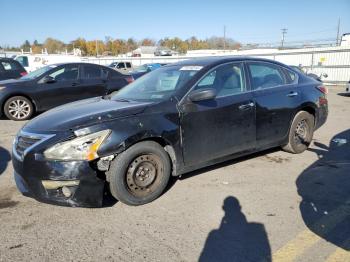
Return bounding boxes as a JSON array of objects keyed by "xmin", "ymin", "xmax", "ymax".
[{"xmin": 1, "ymin": 0, "xmax": 349, "ymax": 46}]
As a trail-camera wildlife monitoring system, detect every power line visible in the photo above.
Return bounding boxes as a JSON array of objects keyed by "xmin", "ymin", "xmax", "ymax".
[
  {"xmin": 336, "ymin": 18, "xmax": 341, "ymax": 46},
  {"xmin": 281, "ymin": 28, "xmax": 288, "ymax": 48}
]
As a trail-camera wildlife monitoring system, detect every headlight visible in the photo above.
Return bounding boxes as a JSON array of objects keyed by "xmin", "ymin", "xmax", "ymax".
[
  {"xmin": 44, "ymin": 129, "xmax": 111, "ymax": 161},
  {"xmin": 0, "ymin": 86, "xmax": 6, "ymax": 91}
]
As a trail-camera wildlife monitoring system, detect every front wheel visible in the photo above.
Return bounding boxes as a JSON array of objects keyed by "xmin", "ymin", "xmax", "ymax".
[
  {"xmin": 107, "ymin": 141, "xmax": 171, "ymax": 206},
  {"xmin": 4, "ymin": 96, "xmax": 34, "ymax": 121},
  {"xmin": 282, "ymin": 111, "xmax": 315, "ymax": 154}
]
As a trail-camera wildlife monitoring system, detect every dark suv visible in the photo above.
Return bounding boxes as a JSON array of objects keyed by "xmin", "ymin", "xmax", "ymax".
[
  {"xmin": 12, "ymin": 57, "xmax": 328, "ymax": 207},
  {"xmin": 0, "ymin": 58, "xmax": 27, "ymax": 81}
]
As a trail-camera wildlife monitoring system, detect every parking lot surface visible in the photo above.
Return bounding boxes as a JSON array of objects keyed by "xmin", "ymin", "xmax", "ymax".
[{"xmin": 0, "ymin": 86, "xmax": 349, "ymax": 262}]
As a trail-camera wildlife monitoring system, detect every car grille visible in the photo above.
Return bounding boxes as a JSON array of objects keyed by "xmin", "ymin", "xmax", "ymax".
[
  {"xmin": 15, "ymin": 135, "xmax": 42, "ymax": 157},
  {"xmin": 13, "ymin": 132, "xmax": 55, "ymax": 160}
]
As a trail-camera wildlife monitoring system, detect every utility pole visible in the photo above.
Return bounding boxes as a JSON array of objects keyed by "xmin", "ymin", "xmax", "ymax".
[
  {"xmin": 223, "ymin": 25, "xmax": 226, "ymax": 51},
  {"xmin": 281, "ymin": 28, "xmax": 288, "ymax": 48},
  {"xmin": 96, "ymin": 40, "xmax": 98, "ymax": 57},
  {"xmin": 336, "ymin": 18, "xmax": 341, "ymax": 46}
]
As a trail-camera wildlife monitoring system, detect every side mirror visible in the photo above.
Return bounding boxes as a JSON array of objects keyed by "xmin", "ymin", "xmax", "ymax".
[
  {"xmin": 189, "ymin": 88, "xmax": 217, "ymax": 102},
  {"xmin": 43, "ymin": 75, "xmax": 56, "ymax": 84},
  {"xmin": 322, "ymin": 73, "xmax": 328, "ymax": 78}
]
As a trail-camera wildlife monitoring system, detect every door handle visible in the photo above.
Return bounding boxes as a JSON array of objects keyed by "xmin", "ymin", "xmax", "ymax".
[
  {"xmin": 287, "ymin": 91, "xmax": 298, "ymax": 97},
  {"xmin": 239, "ymin": 102, "xmax": 255, "ymax": 111},
  {"xmin": 72, "ymin": 82, "xmax": 79, "ymax": 86}
]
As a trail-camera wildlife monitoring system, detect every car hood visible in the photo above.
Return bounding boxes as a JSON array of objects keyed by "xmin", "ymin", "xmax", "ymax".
[
  {"xmin": 23, "ymin": 97, "xmax": 152, "ymax": 132},
  {"xmin": 0, "ymin": 78, "xmax": 31, "ymax": 86}
]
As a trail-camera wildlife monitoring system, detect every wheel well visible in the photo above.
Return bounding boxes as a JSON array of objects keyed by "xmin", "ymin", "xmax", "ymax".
[
  {"xmin": 3, "ymin": 94, "xmax": 36, "ymax": 112},
  {"xmin": 301, "ymin": 106, "xmax": 316, "ymax": 118}
]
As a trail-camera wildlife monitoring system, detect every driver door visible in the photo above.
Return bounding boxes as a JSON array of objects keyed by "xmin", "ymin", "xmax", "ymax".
[
  {"xmin": 34, "ymin": 64, "xmax": 81, "ymax": 110},
  {"xmin": 180, "ymin": 62, "xmax": 256, "ymax": 166}
]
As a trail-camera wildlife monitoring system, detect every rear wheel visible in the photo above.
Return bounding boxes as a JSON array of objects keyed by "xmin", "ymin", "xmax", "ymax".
[
  {"xmin": 107, "ymin": 141, "xmax": 171, "ymax": 206},
  {"xmin": 282, "ymin": 111, "xmax": 314, "ymax": 154},
  {"xmin": 4, "ymin": 96, "xmax": 34, "ymax": 121}
]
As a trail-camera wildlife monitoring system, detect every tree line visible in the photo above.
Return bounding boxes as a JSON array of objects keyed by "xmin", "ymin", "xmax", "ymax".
[{"xmin": 3, "ymin": 36, "xmax": 241, "ymax": 56}]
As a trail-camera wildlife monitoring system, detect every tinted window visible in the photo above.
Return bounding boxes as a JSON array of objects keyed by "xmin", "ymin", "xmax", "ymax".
[
  {"xmin": 117, "ymin": 63, "xmax": 125, "ymax": 69},
  {"xmin": 195, "ymin": 63, "xmax": 246, "ymax": 97},
  {"xmin": 83, "ymin": 66, "xmax": 101, "ymax": 79},
  {"xmin": 15, "ymin": 56, "xmax": 29, "ymax": 67},
  {"xmin": 285, "ymin": 69, "xmax": 298, "ymax": 84},
  {"xmin": 126, "ymin": 62, "xmax": 132, "ymax": 68},
  {"xmin": 248, "ymin": 63, "xmax": 285, "ymax": 90},
  {"xmin": 49, "ymin": 65, "xmax": 78, "ymax": 81}
]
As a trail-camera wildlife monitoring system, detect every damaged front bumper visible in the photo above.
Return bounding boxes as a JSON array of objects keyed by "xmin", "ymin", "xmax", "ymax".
[{"xmin": 12, "ymin": 131, "xmax": 106, "ymax": 208}]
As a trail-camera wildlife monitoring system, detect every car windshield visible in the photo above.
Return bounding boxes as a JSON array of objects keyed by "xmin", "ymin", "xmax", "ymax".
[
  {"xmin": 111, "ymin": 65, "xmax": 202, "ymax": 102},
  {"xmin": 21, "ymin": 65, "xmax": 57, "ymax": 80}
]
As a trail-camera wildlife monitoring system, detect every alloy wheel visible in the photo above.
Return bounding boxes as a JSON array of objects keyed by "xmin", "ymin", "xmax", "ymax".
[{"xmin": 8, "ymin": 99, "xmax": 31, "ymax": 120}]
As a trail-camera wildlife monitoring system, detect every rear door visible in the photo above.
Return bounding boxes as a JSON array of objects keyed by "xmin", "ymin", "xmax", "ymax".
[
  {"xmin": 79, "ymin": 64, "xmax": 108, "ymax": 98},
  {"xmin": 246, "ymin": 61, "xmax": 301, "ymax": 148},
  {"xmin": 181, "ymin": 62, "xmax": 256, "ymax": 166}
]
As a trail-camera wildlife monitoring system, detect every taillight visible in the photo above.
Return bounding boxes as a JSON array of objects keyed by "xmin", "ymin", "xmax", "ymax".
[
  {"xmin": 126, "ymin": 76, "xmax": 134, "ymax": 84},
  {"xmin": 20, "ymin": 71, "xmax": 27, "ymax": 76},
  {"xmin": 316, "ymin": 85, "xmax": 328, "ymax": 94}
]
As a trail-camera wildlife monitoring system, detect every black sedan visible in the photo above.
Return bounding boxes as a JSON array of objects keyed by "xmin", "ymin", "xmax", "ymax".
[
  {"xmin": 12, "ymin": 57, "xmax": 328, "ymax": 207},
  {"xmin": 0, "ymin": 62, "xmax": 133, "ymax": 120}
]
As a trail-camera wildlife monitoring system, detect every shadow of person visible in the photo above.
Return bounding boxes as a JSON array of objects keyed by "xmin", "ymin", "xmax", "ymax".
[
  {"xmin": 0, "ymin": 146, "xmax": 11, "ymax": 176},
  {"xmin": 297, "ymin": 129, "xmax": 350, "ymax": 251},
  {"xmin": 199, "ymin": 196, "xmax": 271, "ymax": 262}
]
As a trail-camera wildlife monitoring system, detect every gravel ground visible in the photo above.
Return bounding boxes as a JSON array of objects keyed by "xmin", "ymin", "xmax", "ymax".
[{"xmin": 0, "ymin": 86, "xmax": 349, "ymax": 262}]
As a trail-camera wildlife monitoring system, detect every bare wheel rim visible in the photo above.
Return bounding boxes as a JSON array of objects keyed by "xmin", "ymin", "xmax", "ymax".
[
  {"xmin": 8, "ymin": 99, "xmax": 31, "ymax": 119},
  {"xmin": 126, "ymin": 154, "xmax": 164, "ymax": 197},
  {"xmin": 294, "ymin": 119, "xmax": 309, "ymax": 145}
]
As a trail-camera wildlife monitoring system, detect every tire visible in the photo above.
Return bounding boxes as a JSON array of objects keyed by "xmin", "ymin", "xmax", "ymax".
[
  {"xmin": 282, "ymin": 111, "xmax": 315, "ymax": 154},
  {"xmin": 107, "ymin": 141, "xmax": 171, "ymax": 206},
  {"xmin": 4, "ymin": 96, "xmax": 34, "ymax": 121}
]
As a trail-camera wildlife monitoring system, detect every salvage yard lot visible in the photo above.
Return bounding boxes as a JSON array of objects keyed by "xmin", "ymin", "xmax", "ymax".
[{"xmin": 0, "ymin": 86, "xmax": 349, "ymax": 262}]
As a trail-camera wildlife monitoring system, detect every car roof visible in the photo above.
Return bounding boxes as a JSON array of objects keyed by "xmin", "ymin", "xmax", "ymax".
[
  {"xmin": 167, "ymin": 56, "xmax": 287, "ymax": 68},
  {"xmin": 0, "ymin": 57, "xmax": 18, "ymax": 62},
  {"xmin": 48, "ymin": 62, "xmax": 112, "ymax": 69}
]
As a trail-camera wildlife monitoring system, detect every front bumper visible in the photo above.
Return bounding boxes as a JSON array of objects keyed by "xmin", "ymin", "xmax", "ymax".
[{"xmin": 12, "ymin": 135, "xmax": 106, "ymax": 208}]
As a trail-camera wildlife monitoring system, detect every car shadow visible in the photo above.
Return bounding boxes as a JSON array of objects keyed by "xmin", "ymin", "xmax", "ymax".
[
  {"xmin": 297, "ymin": 129, "xmax": 350, "ymax": 250},
  {"xmin": 337, "ymin": 92, "xmax": 350, "ymax": 97},
  {"xmin": 0, "ymin": 146, "xmax": 11, "ymax": 176},
  {"xmin": 199, "ymin": 196, "xmax": 271, "ymax": 262}
]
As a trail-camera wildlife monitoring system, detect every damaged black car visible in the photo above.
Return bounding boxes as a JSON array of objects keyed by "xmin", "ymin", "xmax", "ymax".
[{"xmin": 12, "ymin": 57, "xmax": 328, "ymax": 207}]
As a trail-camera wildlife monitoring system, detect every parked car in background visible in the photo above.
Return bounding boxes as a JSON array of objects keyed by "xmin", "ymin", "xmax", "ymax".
[
  {"xmin": 154, "ymin": 48, "xmax": 172, "ymax": 56},
  {"xmin": 0, "ymin": 58, "xmax": 27, "ymax": 81},
  {"xmin": 289, "ymin": 65, "xmax": 328, "ymax": 82},
  {"xmin": 345, "ymin": 80, "xmax": 350, "ymax": 94},
  {"xmin": 130, "ymin": 63, "xmax": 167, "ymax": 79},
  {"xmin": 0, "ymin": 62, "xmax": 133, "ymax": 120},
  {"xmin": 109, "ymin": 61, "xmax": 134, "ymax": 73},
  {"xmin": 12, "ymin": 57, "xmax": 328, "ymax": 207}
]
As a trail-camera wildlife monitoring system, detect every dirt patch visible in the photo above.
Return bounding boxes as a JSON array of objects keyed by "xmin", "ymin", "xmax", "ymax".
[{"xmin": 0, "ymin": 187, "xmax": 19, "ymax": 209}]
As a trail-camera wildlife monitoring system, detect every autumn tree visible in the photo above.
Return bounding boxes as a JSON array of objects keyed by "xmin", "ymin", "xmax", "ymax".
[
  {"xmin": 43, "ymin": 38, "xmax": 65, "ymax": 53},
  {"xmin": 140, "ymin": 38, "xmax": 156, "ymax": 46}
]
